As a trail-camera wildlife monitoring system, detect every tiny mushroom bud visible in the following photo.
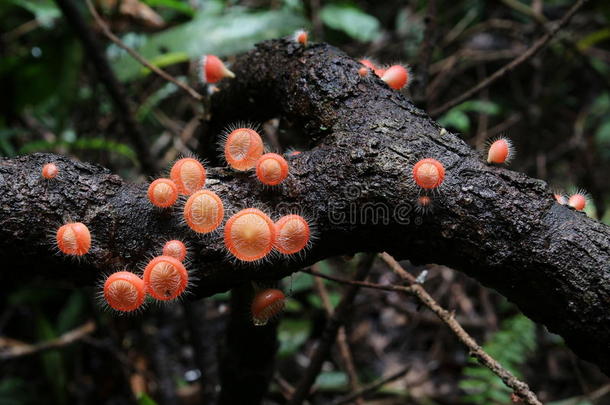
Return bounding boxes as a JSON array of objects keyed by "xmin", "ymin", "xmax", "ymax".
[
  {"xmin": 199, "ymin": 54, "xmax": 235, "ymax": 84},
  {"xmin": 487, "ymin": 138, "xmax": 514, "ymax": 164},
  {"xmin": 42, "ymin": 163, "xmax": 59, "ymax": 179},
  {"xmin": 412, "ymin": 158, "xmax": 445, "ymax": 190},
  {"xmin": 415, "ymin": 195, "xmax": 434, "ymax": 214},
  {"xmin": 256, "ymin": 153, "xmax": 289, "ymax": 186},
  {"xmin": 251, "ymin": 288, "xmax": 286, "ymax": 326},
  {"xmin": 554, "ymin": 193, "xmax": 568, "ymax": 205},
  {"xmin": 359, "ymin": 58, "xmax": 385, "ymax": 77},
  {"xmin": 568, "ymin": 193, "xmax": 587, "ymax": 211},
  {"xmin": 56, "ymin": 222, "xmax": 91, "ymax": 256},
  {"xmin": 293, "ymin": 29, "xmax": 308, "ymax": 46},
  {"xmin": 163, "ymin": 240, "xmax": 187, "ymax": 262},
  {"xmin": 381, "ymin": 65, "xmax": 409, "ymax": 90}
]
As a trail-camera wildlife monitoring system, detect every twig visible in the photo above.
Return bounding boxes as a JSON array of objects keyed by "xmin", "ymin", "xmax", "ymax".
[
  {"xmin": 54, "ymin": 0, "xmax": 157, "ymax": 174},
  {"xmin": 274, "ymin": 374, "xmax": 295, "ymax": 400},
  {"xmin": 379, "ymin": 252, "xmax": 417, "ymax": 284},
  {"xmin": 85, "ymin": 0, "xmax": 203, "ymax": 102},
  {"xmin": 313, "ymin": 273, "xmax": 364, "ymax": 405},
  {"xmin": 303, "ymin": 259, "xmax": 544, "ymax": 405},
  {"xmin": 429, "ymin": 0, "xmax": 588, "ymax": 117},
  {"xmin": 288, "ymin": 253, "xmax": 375, "ymax": 405},
  {"xmin": 388, "ymin": 259, "xmax": 543, "ymax": 405},
  {"xmin": 330, "ymin": 364, "xmax": 412, "ymax": 405},
  {"xmin": 0, "ymin": 320, "xmax": 96, "ymax": 360}
]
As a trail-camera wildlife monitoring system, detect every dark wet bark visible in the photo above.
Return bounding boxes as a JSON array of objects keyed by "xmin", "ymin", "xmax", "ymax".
[{"xmin": 1, "ymin": 39, "xmax": 609, "ymax": 375}]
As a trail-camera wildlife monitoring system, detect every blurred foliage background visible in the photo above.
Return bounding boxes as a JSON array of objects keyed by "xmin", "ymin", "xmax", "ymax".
[{"xmin": 1, "ymin": 0, "xmax": 609, "ymax": 404}]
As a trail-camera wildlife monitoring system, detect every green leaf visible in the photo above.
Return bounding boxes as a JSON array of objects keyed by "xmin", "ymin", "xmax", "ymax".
[
  {"xmin": 210, "ymin": 291, "xmax": 230, "ymax": 301},
  {"xmin": 438, "ymin": 109, "xmax": 470, "ymax": 132},
  {"xmin": 284, "ymin": 298, "xmax": 303, "ymax": 313},
  {"xmin": 284, "ymin": 272, "xmax": 314, "ymax": 294},
  {"xmin": 595, "ymin": 121, "xmax": 610, "ymax": 144},
  {"xmin": 320, "ymin": 3, "xmax": 381, "ymax": 42},
  {"xmin": 0, "ymin": 128, "xmax": 17, "ymax": 157},
  {"xmin": 314, "ymin": 371, "xmax": 348, "ymax": 390},
  {"xmin": 141, "ymin": 0, "xmax": 195, "ymax": 17},
  {"xmin": 136, "ymin": 81, "xmax": 180, "ymax": 121},
  {"xmin": 36, "ymin": 314, "xmax": 66, "ymax": 404},
  {"xmin": 0, "ymin": 378, "xmax": 36, "ymax": 404},
  {"xmin": 19, "ymin": 137, "xmax": 137, "ymax": 164},
  {"xmin": 137, "ymin": 393, "xmax": 160, "ymax": 405},
  {"xmin": 577, "ymin": 28, "xmax": 610, "ymax": 51},
  {"xmin": 458, "ymin": 100, "xmax": 500, "ymax": 115},
  {"xmin": 278, "ymin": 318, "xmax": 311, "ymax": 357},
  {"xmin": 139, "ymin": 52, "xmax": 190, "ymax": 76},
  {"xmin": 308, "ymin": 291, "xmax": 341, "ymax": 309},
  {"xmin": 56, "ymin": 291, "xmax": 87, "ymax": 334},
  {"xmin": 111, "ymin": 7, "xmax": 308, "ymax": 81},
  {"xmin": 438, "ymin": 100, "xmax": 500, "ymax": 132},
  {"xmin": 460, "ymin": 314, "xmax": 536, "ymax": 405},
  {"xmin": 8, "ymin": 0, "xmax": 59, "ymax": 27}
]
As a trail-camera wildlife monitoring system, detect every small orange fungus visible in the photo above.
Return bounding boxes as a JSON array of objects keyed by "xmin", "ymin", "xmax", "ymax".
[
  {"xmin": 183, "ymin": 190, "xmax": 224, "ymax": 234},
  {"xmin": 143, "ymin": 256, "xmax": 189, "ymax": 301},
  {"xmin": 56, "ymin": 222, "xmax": 91, "ymax": 256},
  {"xmin": 251, "ymin": 288, "xmax": 286, "ymax": 326},
  {"xmin": 147, "ymin": 178, "xmax": 179, "ymax": 208},
  {"xmin": 170, "ymin": 158, "xmax": 206, "ymax": 195},
  {"xmin": 103, "ymin": 271, "xmax": 146, "ymax": 312},
  {"xmin": 224, "ymin": 208, "xmax": 276, "ymax": 262},
  {"xmin": 274, "ymin": 215, "xmax": 310, "ymax": 255},
  {"xmin": 256, "ymin": 153, "xmax": 289, "ymax": 186}
]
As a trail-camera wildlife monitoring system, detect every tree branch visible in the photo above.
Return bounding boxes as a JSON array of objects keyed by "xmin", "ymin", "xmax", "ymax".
[
  {"xmin": 1, "ymin": 38, "xmax": 609, "ymax": 377},
  {"xmin": 0, "ymin": 320, "xmax": 96, "ymax": 360}
]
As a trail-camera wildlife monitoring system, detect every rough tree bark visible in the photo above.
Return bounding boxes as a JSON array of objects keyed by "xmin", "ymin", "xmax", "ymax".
[{"xmin": 0, "ymin": 39, "xmax": 608, "ymax": 376}]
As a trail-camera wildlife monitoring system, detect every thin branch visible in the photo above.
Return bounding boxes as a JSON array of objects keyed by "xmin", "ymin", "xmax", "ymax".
[
  {"xmin": 429, "ymin": 0, "xmax": 588, "ymax": 117},
  {"xmin": 379, "ymin": 252, "xmax": 417, "ymax": 284},
  {"xmin": 330, "ymin": 364, "xmax": 412, "ymax": 405},
  {"xmin": 288, "ymin": 254, "xmax": 375, "ymax": 405},
  {"xmin": 303, "ymin": 260, "xmax": 544, "ymax": 405},
  {"xmin": 85, "ymin": 0, "xmax": 203, "ymax": 102},
  {"xmin": 313, "ymin": 273, "xmax": 364, "ymax": 405},
  {"xmin": 54, "ymin": 0, "xmax": 157, "ymax": 175},
  {"xmin": 0, "ymin": 320, "xmax": 96, "ymax": 360}
]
